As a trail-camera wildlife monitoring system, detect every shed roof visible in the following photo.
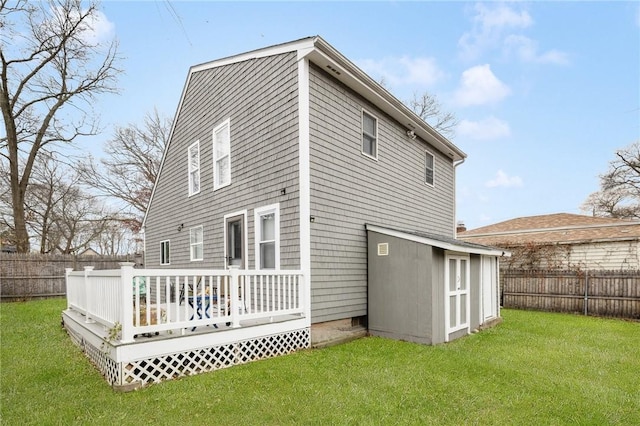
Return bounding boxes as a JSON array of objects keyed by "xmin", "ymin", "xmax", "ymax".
[
  {"xmin": 366, "ymin": 224, "xmax": 509, "ymax": 257},
  {"xmin": 458, "ymin": 213, "xmax": 640, "ymax": 246}
]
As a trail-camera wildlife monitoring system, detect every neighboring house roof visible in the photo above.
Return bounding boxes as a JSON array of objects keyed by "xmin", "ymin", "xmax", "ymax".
[
  {"xmin": 143, "ymin": 36, "xmax": 466, "ymax": 229},
  {"xmin": 78, "ymin": 248, "xmax": 100, "ymax": 256},
  {"xmin": 458, "ymin": 213, "xmax": 640, "ymax": 246},
  {"xmin": 366, "ymin": 224, "xmax": 509, "ymax": 257}
]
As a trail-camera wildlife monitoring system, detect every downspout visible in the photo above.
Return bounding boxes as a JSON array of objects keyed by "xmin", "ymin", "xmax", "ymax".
[
  {"xmin": 453, "ymin": 157, "xmax": 466, "ymax": 237},
  {"xmin": 297, "ymin": 53, "xmax": 312, "ymax": 326}
]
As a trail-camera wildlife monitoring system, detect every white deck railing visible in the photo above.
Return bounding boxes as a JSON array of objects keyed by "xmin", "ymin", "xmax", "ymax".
[{"xmin": 65, "ymin": 263, "xmax": 305, "ymax": 342}]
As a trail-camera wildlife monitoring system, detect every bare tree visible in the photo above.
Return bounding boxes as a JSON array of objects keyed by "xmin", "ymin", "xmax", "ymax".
[
  {"xmin": 0, "ymin": 0, "xmax": 121, "ymax": 252},
  {"xmin": 96, "ymin": 220, "xmax": 136, "ymax": 255},
  {"xmin": 407, "ymin": 91, "xmax": 458, "ymax": 138},
  {"xmin": 77, "ymin": 108, "xmax": 170, "ymax": 232},
  {"xmin": 51, "ymin": 185, "xmax": 111, "ymax": 254},
  {"xmin": 581, "ymin": 141, "xmax": 640, "ymax": 219},
  {"xmin": 4, "ymin": 151, "xmax": 114, "ymax": 254},
  {"xmin": 376, "ymin": 77, "xmax": 458, "ymax": 137}
]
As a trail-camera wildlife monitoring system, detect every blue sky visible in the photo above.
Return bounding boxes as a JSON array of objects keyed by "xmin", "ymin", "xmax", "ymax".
[{"xmin": 85, "ymin": 1, "xmax": 639, "ymax": 230}]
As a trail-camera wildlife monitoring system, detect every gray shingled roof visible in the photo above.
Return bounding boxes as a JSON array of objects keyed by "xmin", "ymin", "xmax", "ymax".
[{"xmin": 458, "ymin": 213, "xmax": 640, "ymax": 246}]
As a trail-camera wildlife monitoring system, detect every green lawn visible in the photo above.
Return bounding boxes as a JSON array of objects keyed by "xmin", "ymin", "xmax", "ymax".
[{"xmin": 1, "ymin": 299, "xmax": 638, "ymax": 425}]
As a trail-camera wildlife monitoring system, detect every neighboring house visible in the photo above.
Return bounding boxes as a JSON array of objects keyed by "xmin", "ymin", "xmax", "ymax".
[
  {"xmin": 1, "ymin": 243, "xmax": 16, "ymax": 253},
  {"xmin": 77, "ymin": 247, "xmax": 100, "ymax": 256},
  {"xmin": 143, "ymin": 35, "xmax": 505, "ymax": 346},
  {"xmin": 458, "ymin": 213, "xmax": 640, "ymax": 270}
]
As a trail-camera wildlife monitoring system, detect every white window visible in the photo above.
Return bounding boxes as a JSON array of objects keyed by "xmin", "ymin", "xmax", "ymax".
[
  {"xmin": 425, "ymin": 151, "xmax": 435, "ymax": 186},
  {"xmin": 190, "ymin": 226, "xmax": 203, "ymax": 261},
  {"xmin": 362, "ymin": 110, "xmax": 377, "ymax": 159},
  {"xmin": 213, "ymin": 119, "xmax": 231, "ymax": 190},
  {"xmin": 255, "ymin": 204, "xmax": 280, "ymax": 269},
  {"xmin": 160, "ymin": 240, "xmax": 170, "ymax": 265},
  {"xmin": 188, "ymin": 141, "xmax": 200, "ymax": 195}
]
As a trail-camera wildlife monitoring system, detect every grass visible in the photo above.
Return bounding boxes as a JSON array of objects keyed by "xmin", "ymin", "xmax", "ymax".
[{"xmin": 1, "ymin": 299, "xmax": 639, "ymax": 425}]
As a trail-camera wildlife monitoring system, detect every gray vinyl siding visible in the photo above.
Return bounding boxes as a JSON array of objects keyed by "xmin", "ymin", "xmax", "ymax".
[
  {"xmin": 145, "ymin": 52, "xmax": 301, "ymax": 270},
  {"xmin": 368, "ymin": 232, "xmax": 434, "ymax": 344},
  {"xmin": 308, "ymin": 63, "xmax": 456, "ymax": 323}
]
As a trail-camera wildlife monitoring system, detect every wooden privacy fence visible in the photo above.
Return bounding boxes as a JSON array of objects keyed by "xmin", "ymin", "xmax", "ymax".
[
  {"xmin": 0, "ymin": 253, "xmax": 141, "ymax": 301},
  {"xmin": 501, "ymin": 269, "xmax": 640, "ymax": 319}
]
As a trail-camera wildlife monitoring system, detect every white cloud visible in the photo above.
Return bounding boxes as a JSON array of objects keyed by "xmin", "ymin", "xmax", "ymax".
[
  {"xmin": 458, "ymin": 117, "xmax": 511, "ymax": 140},
  {"xmin": 458, "ymin": 2, "xmax": 568, "ymax": 66},
  {"xmin": 453, "ymin": 64, "xmax": 511, "ymax": 107},
  {"xmin": 486, "ymin": 170, "xmax": 523, "ymax": 188},
  {"xmin": 52, "ymin": 6, "xmax": 115, "ymax": 45},
  {"xmin": 504, "ymin": 35, "xmax": 569, "ymax": 65},
  {"xmin": 474, "ymin": 2, "xmax": 533, "ymax": 31},
  {"xmin": 357, "ymin": 56, "xmax": 444, "ymax": 88},
  {"xmin": 81, "ymin": 10, "xmax": 115, "ymax": 45},
  {"xmin": 459, "ymin": 3, "xmax": 533, "ymax": 61}
]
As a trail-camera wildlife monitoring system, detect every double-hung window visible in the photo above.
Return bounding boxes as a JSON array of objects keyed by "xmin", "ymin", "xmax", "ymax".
[
  {"xmin": 425, "ymin": 151, "xmax": 435, "ymax": 186},
  {"xmin": 188, "ymin": 141, "xmax": 200, "ymax": 195},
  {"xmin": 213, "ymin": 119, "xmax": 231, "ymax": 190},
  {"xmin": 362, "ymin": 110, "xmax": 378, "ymax": 159},
  {"xmin": 190, "ymin": 225, "xmax": 203, "ymax": 261},
  {"xmin": 255, "ymin": 204, "xmax": 279, "ymax": 269},
  {"xmin": 160, "ymin": 240, "xmax": 170, "ymax": 265}
]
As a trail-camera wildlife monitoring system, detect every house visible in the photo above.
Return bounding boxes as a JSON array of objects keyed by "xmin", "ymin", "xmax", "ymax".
[
  {"xmin": 63, "ymin": 36, "xmax": 505, "ymax": 390},
  {"xmin": 458, "ymin": 213, "xmax": 640, "ymax": 270},
  {"xmin": 77, "ymin": 247, "xmax": 100, "ymax": 256}
]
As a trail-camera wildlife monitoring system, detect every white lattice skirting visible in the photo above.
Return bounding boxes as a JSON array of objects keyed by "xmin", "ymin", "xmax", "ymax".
[{"xmin": 65, "ymin": 325, "xmax": 310, "ymax": 390}]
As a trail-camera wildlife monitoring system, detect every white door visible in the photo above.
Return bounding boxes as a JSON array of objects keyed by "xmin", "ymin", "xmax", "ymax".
[
  {"xmin": 481, "ymin": 256, "xmax": 498, "ymax": 321},
  {"xmin": 445, "ymin": 254, "xmax": 470, "ymax": 341}
]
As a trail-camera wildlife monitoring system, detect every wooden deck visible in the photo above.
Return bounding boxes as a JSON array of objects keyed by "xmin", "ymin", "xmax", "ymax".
[{"xmin": 63, "ymin": 264, "xmax": 310, "ymax": 390}]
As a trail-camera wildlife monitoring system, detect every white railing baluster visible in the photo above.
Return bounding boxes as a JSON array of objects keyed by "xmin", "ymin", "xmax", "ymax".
[
  {"xmin": 66, "ymin": 267, "xmax": 305, "ymax": 341},
  {"xmin": 277, "ymin": 275, "xmax": 281, "ymax": 311},
  {"xmin": 229, "ymin": 269, "xmax": 239, "ymax": 327},
  {"xmin": 165, "ymin": 276, "xmax": 171, "ymax": 324}
]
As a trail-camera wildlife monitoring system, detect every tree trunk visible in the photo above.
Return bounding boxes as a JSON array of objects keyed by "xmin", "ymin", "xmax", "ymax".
[{"xmin": 12, "ymin": 189, "xmax": 30, "ymax": 253}]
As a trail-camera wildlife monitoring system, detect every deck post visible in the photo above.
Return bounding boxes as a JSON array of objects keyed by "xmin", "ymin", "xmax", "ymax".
[
  {"xmin": 65, "ymin": 268, "xmax": 73, "ymax": 310},
  {"xmin": 120, "ymin": 262, "xmax": 136, "ymax": 343},
  {"xmin": 229, "ymin": 268, "xmax": 240, "ymax": 328},
  {"xmin": 84, "ymin": 266, "xmax": 95, "ymax": 323}
]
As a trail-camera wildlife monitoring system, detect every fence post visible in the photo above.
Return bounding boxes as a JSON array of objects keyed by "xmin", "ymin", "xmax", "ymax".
[
  {"xmin": 120, "ymin": 262, "xmax": 135, "ymax": 343},
  {"xmin": 229, "ymin": 268, "xmax": 240, "ymax": 328},
  {"xmin": 84, "ymin": 266, "xmax": 95, "ymax": 323},
  {"xmin": 65, "ymin": 268, "xmax": 73, "ymax": 309},
  {"xmin": 584, "ymin": 271, "xmax": 589, "ymax": 316}
]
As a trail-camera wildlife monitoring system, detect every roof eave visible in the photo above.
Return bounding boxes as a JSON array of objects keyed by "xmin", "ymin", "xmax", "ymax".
[{"xmin": 367, "ymin": 224, "xmax": 509, "ymax": 257}]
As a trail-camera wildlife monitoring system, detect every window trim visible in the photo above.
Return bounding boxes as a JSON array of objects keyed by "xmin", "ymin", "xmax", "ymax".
[
  {"xmin": 188, "ymin": 140, "xmax": 201, "ymax": 196},
  {"xmin": 425, "ymin": 150, "xmax": 435, "ymax": 187},
  {"xmin": 361, "ymin": 109, "xmax": 378, "ymax": 160},
  {"xmin": 189, "ymin": 225, "xmax": 204, "ymax": 262},
  {"xmin": 212, "ymin": 118, "xmax": 231, "ymax": 191},
  {"xmin": 254, "ymin": 204, "xmax": 280, "ymax": 270},
  {"xmin": 160, "ymin": 240, "xmax": 170, "ymax": 265}
]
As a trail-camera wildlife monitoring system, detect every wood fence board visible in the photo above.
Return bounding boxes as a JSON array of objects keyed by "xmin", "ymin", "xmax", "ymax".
[
  {"xmin": 0, "ymin": 253, "xmax": 141, "ymax": 301},
  {"xmin": 501, "ymin": 269, "xmax": 640, "ymax": 319}
]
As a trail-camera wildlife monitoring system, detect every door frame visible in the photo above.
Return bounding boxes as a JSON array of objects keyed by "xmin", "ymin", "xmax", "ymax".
[
  {"xmin": 444, "ymin": 252, "xmax": 470, "ymax": 342},
  {"xmin": 223, "ymin": 210, "xmax": 248, "ymax": 269},
  {"xmin": 480, "ymin": 255, "xmax": 498, "ymax": 322}
]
